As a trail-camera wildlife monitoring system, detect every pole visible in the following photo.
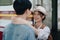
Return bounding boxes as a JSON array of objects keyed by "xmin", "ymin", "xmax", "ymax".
[{"xmin": 51, "ymin": 0, "xmax": 58, "ymax": 40}]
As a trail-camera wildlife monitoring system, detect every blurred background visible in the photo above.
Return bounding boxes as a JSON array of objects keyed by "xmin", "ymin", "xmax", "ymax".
[
  {"xmin": 0, "ymin": 0, "xmax": 52, "ymax": 29},
  {"xmin": 0, "ymin": 0, "xmax": 59, "ymax": 40}
]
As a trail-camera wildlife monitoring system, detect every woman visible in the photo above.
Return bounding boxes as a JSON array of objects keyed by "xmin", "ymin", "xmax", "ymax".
[{"xmin": 33, "ymin": 6, "xmax": 50, "ymax": 40}]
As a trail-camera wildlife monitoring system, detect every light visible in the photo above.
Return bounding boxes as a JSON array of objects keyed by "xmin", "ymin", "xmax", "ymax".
[{"xmin": 0, "ymin": 14, "xmax": 17, "ymax": 16}]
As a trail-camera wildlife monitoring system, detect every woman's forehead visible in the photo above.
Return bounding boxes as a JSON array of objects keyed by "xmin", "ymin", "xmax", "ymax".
[{"xmin": 34, "ymin": 11, "xmax": 40, "ymax": 14}]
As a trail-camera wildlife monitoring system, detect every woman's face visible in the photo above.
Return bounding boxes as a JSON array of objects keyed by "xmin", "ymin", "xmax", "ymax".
[{"xmin": 34, "ymin": 11, "xmax": 42, "ymax": 23}]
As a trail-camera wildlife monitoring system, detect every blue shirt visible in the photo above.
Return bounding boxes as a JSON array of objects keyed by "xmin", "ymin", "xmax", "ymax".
[{"xmin": 3, "ymin": 23, "xmax": 36, "ymax": 40}]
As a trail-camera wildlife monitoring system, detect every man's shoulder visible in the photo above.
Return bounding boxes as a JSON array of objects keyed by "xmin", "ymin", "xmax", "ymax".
[
  {"xmin": 19, "ymin": 24, "xmax": 34, "ymax": 33},
  {"xmin": 7, "ymin": 24, "xmax": 33, "ymax": 30},
  {"xmin": 20, "ymin": 24, "xmax": 33, "ymax": 30}
]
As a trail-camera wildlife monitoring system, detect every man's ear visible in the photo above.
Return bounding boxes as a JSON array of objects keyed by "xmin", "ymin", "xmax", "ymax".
[{"xmin": 25, "ymin": 9, "xmax": 28, "ymax": 14}]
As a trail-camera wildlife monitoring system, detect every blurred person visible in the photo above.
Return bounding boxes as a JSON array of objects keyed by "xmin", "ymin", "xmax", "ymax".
[
  {"xmin": 33, "ymin": 6, "xmax": 50, "ymax": 40},
  {"xmin": 2, "ymin": 0, "xmax": 36, "ymax": 40}
]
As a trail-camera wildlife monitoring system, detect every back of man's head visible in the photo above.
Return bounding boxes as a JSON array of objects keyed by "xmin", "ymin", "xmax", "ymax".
[{"xmin": 13, "ymin": 0, "xmax": 32, "ymax": 15}]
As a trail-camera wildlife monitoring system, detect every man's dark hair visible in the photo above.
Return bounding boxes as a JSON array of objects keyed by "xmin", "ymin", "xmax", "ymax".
[{"xmin": 13, "ymin": 0, "xmax": 32, "ymax": 15}]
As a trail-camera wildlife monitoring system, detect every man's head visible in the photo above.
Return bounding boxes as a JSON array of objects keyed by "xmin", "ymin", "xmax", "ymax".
[{"xmin": 13, "ymin": 0, "xmax": 32, "ymax": 16}]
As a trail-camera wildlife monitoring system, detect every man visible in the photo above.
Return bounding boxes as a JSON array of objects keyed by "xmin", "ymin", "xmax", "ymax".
[{"xmin": 3, "ymin": 0, "xmax": 36, "ymax": 40}]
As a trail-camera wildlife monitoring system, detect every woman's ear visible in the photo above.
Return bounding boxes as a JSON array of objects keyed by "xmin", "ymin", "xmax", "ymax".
[{"xmin": 42, "ymin": 16, "xmax": 45, "ymax": 20}]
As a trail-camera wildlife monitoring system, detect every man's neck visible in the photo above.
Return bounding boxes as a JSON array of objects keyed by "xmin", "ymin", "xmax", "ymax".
[
  {"xmin": 12, "ymin": 15, "xmax": 27, "ymax": 24},
  {"xmin": 16, "ymin": 15, "xmax": 26, "ymax": 20}
]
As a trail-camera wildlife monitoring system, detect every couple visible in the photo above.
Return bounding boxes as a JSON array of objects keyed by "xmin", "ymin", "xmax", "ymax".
[{"xmin": 3, "ymin": 0, "xmax": 50, "ymax": 40}]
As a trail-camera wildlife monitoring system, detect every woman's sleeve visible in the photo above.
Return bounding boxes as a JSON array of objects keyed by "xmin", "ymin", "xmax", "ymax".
[{"xmin": 37, "ymin": 27, "xmax": 50, "ymax": 40}]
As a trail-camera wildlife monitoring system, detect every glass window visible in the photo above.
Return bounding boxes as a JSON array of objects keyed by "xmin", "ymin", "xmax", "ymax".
[{"xmin": 0, "ymin": 0, "xmax": 13, "ymax": 6}]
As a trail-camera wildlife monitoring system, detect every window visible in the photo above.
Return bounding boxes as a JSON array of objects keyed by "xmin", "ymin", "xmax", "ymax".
[{"xmin": 0, "ymin": 0, "xmax": 13, "ymax": 6}]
